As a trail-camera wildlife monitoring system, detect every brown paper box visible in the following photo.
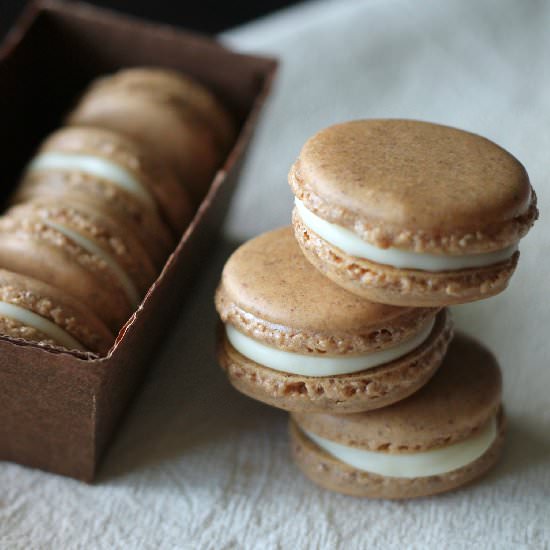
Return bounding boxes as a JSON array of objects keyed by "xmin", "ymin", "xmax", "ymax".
[{"xmin": 0, "ymin": 0, "xmax": 277, "ymax": 481}]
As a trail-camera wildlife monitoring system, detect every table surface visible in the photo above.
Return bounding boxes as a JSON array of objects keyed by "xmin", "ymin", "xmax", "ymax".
[{"xmin": 2, "ymin": 1, "xmax": 550, "ymax": 549}]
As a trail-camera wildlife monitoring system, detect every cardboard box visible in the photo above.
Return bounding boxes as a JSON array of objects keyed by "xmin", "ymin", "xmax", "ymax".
[{"xmin": 0, "ymin": 0, "xmax": 277, "ymax": 481}]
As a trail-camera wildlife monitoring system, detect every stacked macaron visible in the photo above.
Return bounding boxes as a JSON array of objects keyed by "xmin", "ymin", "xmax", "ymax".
[
  {"xmin": 0, "ymin": 67, "xmax": 234, "ymax": 354},
  {"xmin": 215, "ymin": 119, "xmax": 537, "ymax": 498}
]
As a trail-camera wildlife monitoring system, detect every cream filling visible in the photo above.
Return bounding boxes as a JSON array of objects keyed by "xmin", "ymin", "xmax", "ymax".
[
  {"xmin": 0, "ymin": 301, "xmax": 86, "ymax": 351},
  {"xmin": 303, "ymin": 415, "xmax": 497, "ymax": 478},
  {"xmin": 42, "ymin": 220, "xmax": 140, "ymax": 309},
  {"xmin": 28, "ymin": 152, "xmax": 156, "ymax": 210},
  {"xmin": 225, "ymin": 318, "xmax": 434, "ymax": 377},
  {"xmin": 295, "ymin": 199, "xmax": 518, "ymax": 271}
]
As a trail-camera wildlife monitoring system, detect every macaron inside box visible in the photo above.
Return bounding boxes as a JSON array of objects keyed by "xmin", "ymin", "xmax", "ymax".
[
  {"xmin": 15, "ymin": 149, "xmax": 175, "ymax": 272},
  {"xmin": 0, "ymin": 198, "xmax": 158, "ymax": 333},
  {"xmin": 67, "ymin": 67, "xmax": 237, "ymax": 204},
  {"xmin": 290, "ymin": 333, "xmax": 505, "ymax": 499},
  {"xmin": 215, "ymin": 227, "xmax": 453, "ymax": 413},
  {"xmin": 0, "ymin": 268, "xmax": 113, "ymax": 354},
  {"xmin": 290, "ymin": 119, "xmax": 538, "ymax": 307},
  {"xmin": 18, "ymin": 125, "xmax": 191, "ymax": 239}
]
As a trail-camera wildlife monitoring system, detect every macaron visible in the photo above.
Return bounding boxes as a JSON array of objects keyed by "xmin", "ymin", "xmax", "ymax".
[
  {"xmin": 290, "ymin": 333, "xmax": 505, "ymax": 499},
  {"xmin": 14, "ymin": 127, "xmax": 179, "ymax": 269},
  {"xmin": 19, "ymin": 126, "xmax": 192, "ymax": 236},
  {"xmin": 66, "ymin": 68, "xmax": 235, "ymax": 203},
  {"xmin": 80, "ymin": 67, "xmax": 236, "ymax": 150},
  {"xmin": 0, "ymin": 269, "xmax": 113, "ymax": 354},
  {"xmin": 0, "ymin": 199, "xmax": 158, "ymax": 333},
  {"xmin": 290, "ymin": 119, "xmax": 538, "ymax": 307},
  {"xmin": 215, "ymin": 227, "xmax": 452, "ymax": 413}
]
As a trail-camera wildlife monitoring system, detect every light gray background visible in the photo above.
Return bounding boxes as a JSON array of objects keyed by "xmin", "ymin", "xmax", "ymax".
[{"xmin": 2, "ymin": 1, "xmax": 549, "ymax": 548}]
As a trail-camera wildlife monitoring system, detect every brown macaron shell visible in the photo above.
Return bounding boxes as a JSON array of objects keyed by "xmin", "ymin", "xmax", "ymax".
[
  {"xmin": 0, "ymin": 203, "xmax": 144, "ymax": 333},
  {"xmin": 0, "ymin": 269, "xmax": 113, "ymax": 354},
  {"xmin": 81, "ymin": 67, "xmax": 236, "ymax": 149},
  {"xmin": 15, "ymin": 164, "xmax": 174, "ymax": 270},
  {"xmin": 290, "ymin": 333, "xmax": 504, "ymax": 498},
  {"xmin": 25, "ymin": 126, "xmax": 193, "ymax": 236},
  {"xmin": 290, "ymin": 119, "xmax": 537, "ymax": 254},
  {"xmin": 11, "ymin": 199, "xmax": 158, "ymax": 297},
  {"xmin": 215, "ymin": 227, "xmax": 452, "ymax": 413},
  {"xmin": 293, "ymin": 209, "xmax": 520, "ymax": 306},
  {"xmin": 67, "ymin": 76, "xmax": 226, "ymax": 203},
  {"xmin": 216, "ymin": 227, "xmax": 438, "ymax": 354}
]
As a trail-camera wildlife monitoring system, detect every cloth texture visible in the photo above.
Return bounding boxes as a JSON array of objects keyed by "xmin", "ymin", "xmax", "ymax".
[{"xmin": 2, "ymin": 0, "xmax": 550, "ymax": 548}]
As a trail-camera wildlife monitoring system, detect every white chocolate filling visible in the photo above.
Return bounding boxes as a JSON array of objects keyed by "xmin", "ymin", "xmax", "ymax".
[
  {"xmin": 28, "ymin": 152, "xmax": 156, "ymax": 210},
  {"xmin": 42, "ymin": 220, "xmax": 140, "ymax": 309},
  {"xmin": 295, "ymin": 199, "xmax": 518, "ymax": 272},
  {"xmin": 303, "ymin": 415, "xmax": 497, "ymax": 478},
  {"xmin": 225, "ymin": 317, "xmax": 435, "ymax": 377},
  {"xmin": 0, "ymin": 301, "xmax": 85, "ymax": 351}
]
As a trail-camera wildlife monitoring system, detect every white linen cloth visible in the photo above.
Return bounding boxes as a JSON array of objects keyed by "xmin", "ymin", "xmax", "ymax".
[{"xmin": 2, "ymin": 1, "xmax": 550, "ymax": 548}]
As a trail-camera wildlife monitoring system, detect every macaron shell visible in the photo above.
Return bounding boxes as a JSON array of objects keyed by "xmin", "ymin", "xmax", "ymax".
[
  {"xmin": 216, "ymin": 227, "xmax": 438, "ymax": 354},
  {"xmin": 0, "ymin": 215, "xmax": 134, "ymax": 333},
  {"xmin": 293, "ymin": 332, "xmax": 502, "ymax": 452},
  {"xmin": 293, "ymin": 208, "xmax": 519, "ymax": 307},
  {"xmin": 67, "ymin": 91, "xmax": 223, "ymax": 203},
  {"xmin": 291, "ymin": 119, "xmax": 537, "ymax": 254},
  {"xmin": 8, "ymin": 200, "xmax": 158, "ymax": 298},
  {"xmin": 15, "ymin": 170, "xmax": 174, "ymax": 270},
  {"xmin": 82, "ymin": 67, "xmax": 236, "ymax": 149},
  {"xmin": 0, "ymin": 316, "xmax": 57, "ymax": 347},
  {"xmin": 32, "ymin": 126, "xmax": 194, "ymax": 236},
  {"xmin": 289, "ymin": 411, "xmax": 505, "ymax": 499},
  {"xmin": 217, "ymin": 309, "xmax": 452, "ymax": 413},
  {"xmin": 0, "ymin": 269, "xmax": 113, "ymax": 354}
]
